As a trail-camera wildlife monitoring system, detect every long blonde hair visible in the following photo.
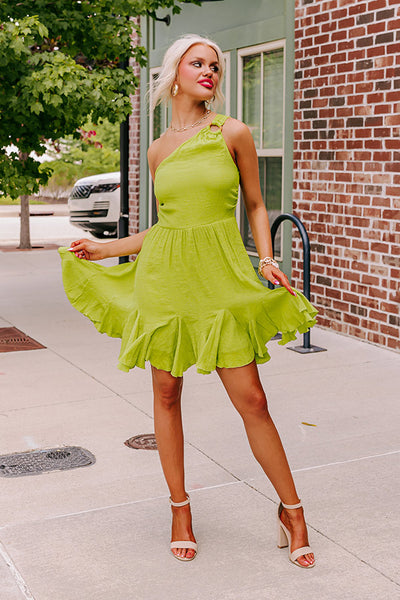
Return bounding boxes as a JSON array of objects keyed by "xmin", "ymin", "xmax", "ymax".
[{"xmin": 150, "ymin": 34, "xmax": 225, "ymax": 110}]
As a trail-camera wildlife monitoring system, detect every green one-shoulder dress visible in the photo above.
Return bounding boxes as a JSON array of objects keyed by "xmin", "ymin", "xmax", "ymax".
[{"xmin": 59, "ymin": 114, "xmax": 317, "ymax": 377}]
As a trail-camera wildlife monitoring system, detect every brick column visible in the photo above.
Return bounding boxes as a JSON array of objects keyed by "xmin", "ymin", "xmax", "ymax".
[
  {"xmin": 128, "ymin": 19, "xmax": 141, "ymax": 237},
  {"xmin": 293, "ymin": 0, "xmax": 400, "ymax": 351}
]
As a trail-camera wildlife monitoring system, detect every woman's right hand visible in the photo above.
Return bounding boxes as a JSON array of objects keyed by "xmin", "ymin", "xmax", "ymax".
[{"xmin": 68, "ymin": 239, "xmax": 108, "ymax": 261}]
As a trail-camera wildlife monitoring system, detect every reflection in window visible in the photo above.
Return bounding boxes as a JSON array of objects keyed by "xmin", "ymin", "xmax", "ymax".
[
  {"xmin": 263, "ymin": 49, "xmax": 284, "ymax": 149},
  {"xmin": 243, "ymin": 54, "xmax": 261, "ymax": 147},
  {"xmin": 241, "ymin": 157, "xmax": 282, "ymax": 253},
  {"xmin": 240, "ymin": 44, "xmax": 284, "ymax": 255}
]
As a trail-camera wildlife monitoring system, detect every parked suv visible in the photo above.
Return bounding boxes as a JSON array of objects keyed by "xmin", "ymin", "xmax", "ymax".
[{"xmin": 68, "ymin": 172, "xmax": 120, "ymax": 238}]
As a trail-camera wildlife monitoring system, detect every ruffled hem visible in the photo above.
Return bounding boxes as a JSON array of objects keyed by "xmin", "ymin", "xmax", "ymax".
[
  {"xmin": 116, "ymin": 302, "xmax": 317, "ymax": 377},
  {"xmin": 59, "ymin": 248, "xmax": 317, "ymax": 377}
]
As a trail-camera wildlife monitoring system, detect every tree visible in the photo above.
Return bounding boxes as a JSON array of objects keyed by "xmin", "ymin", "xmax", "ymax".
[
  {"xmin": 43, "ymin": 118, "xmax": 121, "ymax": 200},
  {"xmin": 0, "ymin": 0, "xmax": 199, "ymax": 247}
]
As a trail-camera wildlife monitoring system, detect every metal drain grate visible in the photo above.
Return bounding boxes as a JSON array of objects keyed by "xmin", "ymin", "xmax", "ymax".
[
  {"xmin": 0, "ymin": 446, "xmax": 96, "ymax": 477},
  {"xmin": 124, "ymin": 434, "xmax": 158, "ymax": 450},
  {"xmin": 0, "ymin": 327, "xmax": 46, "ymax": 353}
]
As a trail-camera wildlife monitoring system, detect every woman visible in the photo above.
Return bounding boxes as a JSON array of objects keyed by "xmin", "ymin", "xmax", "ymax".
[{"xmin": 59, "ymin": 34, "xmax": 316, "ymax": 568}]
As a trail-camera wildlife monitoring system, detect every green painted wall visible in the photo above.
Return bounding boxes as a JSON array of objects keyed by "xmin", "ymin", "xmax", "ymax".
[{"xmin": 139, "ymin": 0, "xmax": 295, "ymax": 275}]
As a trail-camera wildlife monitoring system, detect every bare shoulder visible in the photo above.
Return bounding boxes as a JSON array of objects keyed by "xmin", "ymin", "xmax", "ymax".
[
  {"xmin": 147, "ymin": 137, "xmax": 162, "ymax": 161},
  {"xmin": 223, "ymin": 117, "xmax": 251, "ymax": 137},
  {"xmin": 222, "ymin": 117, "xmax": 254, "ymax": 147}
]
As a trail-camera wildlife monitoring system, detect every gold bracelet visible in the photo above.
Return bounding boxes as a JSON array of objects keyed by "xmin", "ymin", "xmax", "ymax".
[{"xmin": 258, "ymin": 256, "xmax": 279, "ymax": 278}]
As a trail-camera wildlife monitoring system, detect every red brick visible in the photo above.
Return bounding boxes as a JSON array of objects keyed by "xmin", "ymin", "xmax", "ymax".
[
  {"xmin": 372, "ymin": 197, "xmax": 391, "ymax": 207},
  {"xmin": 347, "ymin": 72, "xmax": 367, "ymax": 84},
  {"xmin": 380, "ymin": 324, "xmax": 400, "ymax": 337},
  {"xmin": 385, "ymin": 163, "xmax": 400, "ymax": 173},
  {"xmin": 374, "ymin": 104, "xmax": 391, "ymax": 114},
  {"xmin": 382, "ymin": 209, "xmax": 400, "ymax": 219},
  {"xmin": 369, "ymin": 310, "xmax": 388, "ymax": 322},
  {"xmin": 356, "ymin": 82, "xmax": 374, "ymax": 93},
  {"xmin": 363, "ymin": 207, "xmax": 382, "ymax": 218},
  {"xmin": 386, "ymin": 140, "xmax": 400, "ymax": 149},
  {"xmin": 369, "ymin": 287, "xmax": 389, "ymax": 299},
  {"xmin": 367, "ymin": 21, "xmax": 386, "ymax": 35},
  {"xmin": 387, "ymin": 18, "xmax": 400, "ymax": 31},
  {"xmin": 373, "ymin": 127, "xmax": 391, "ymax": 137},
  {"xmin": 370, "ymin": 242, "xmax": 390, "ymax": 253},
  {"xmin": 366, "ymin": 69, "xmax": 385, "ymax": 81},
  {"xmin": 368, "ymin": 0, "xmax": 389, "ymax": 9},
  {"xmin": 344, "ymin": 313, "xmax": 360, "ymax": 326},
  {"xmin": 386, "ymin": 91, "xmax": 400, "ymax": 102},
  {"xmin": 338, "ymin": 40, "xmax": 355, "ymax": 51},
  {"xmin": 367, "ymin": 332, "xmax": 387, "ymax": 344},
  {"xmin": 332, "ymin": 30, "xmax": 349, "ymax": 42},
  {"xmin": 337, "ymin": 107, "xmax": 354, "ymax": 117},
  {"xmin": 339, "ymin": 16, "xmax": 356, "ymax": 29},
  {"xmin": 386, "ymin": 187, "xmax": 400, "ymax": 196},
  {"xmin": 380, "ymin": 301, "xmax": 399, "ymax": 313},
  {"xmin": 349, "ymin": 26, "xmax": 367, "ymax": 38},
  {"xmin": 349, "ymin": 2, "xmax": 368, "ymax": 15},
  {"xmin": 352, "ymin": 239, "xmax": 369, "ymax": 250},
  {"xmin": 332, "ymin": 7, "xmax": 349, "ymax": 19},
  {"xmin": 387, "ymin": 43, "xmax": 400, "ymax": 55},
  {"xmin": 386, "ymin": 115, "xmax": 400, "ymax": 126},
  {"xmin": 367, "ymin": 46, "xmax": 387, "ymax": 59}
]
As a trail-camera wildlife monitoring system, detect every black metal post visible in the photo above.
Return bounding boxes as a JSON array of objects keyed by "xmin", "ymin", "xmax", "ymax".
[{"xmin": 270, "ymin": 213, "xmax": 326, "ymax": 354}]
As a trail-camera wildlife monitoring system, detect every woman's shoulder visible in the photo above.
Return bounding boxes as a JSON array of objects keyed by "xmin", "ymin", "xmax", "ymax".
[
  {"xmin": 220, "ymin": 116, "xmax": 253, "ymax": 145},
  {"xmin": 148, "ymin": 135, "xmax": 163, "ymax": 158},
  {"xmin": 147, "ymin": 134, "xmax": 168, "ymax": 174}
]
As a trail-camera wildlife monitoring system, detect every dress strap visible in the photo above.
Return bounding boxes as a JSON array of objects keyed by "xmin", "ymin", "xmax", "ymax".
[{"xmin": 210, "ymin": 114, "xmax": 229, "ymax": 129}]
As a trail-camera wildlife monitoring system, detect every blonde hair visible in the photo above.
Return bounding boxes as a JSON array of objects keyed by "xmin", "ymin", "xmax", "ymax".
[{"xmin": 150, "ymin": 34, "xmax": 225, "ymax": 110}]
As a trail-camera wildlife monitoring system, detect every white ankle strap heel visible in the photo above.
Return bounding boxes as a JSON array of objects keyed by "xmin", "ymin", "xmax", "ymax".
[
  {"xmin": 277, "ymin": 500, "xmax": 315, "ymax": 568},
  {"xmin": 169, "ymin": 494, "xmax": 191, "ymax": 508},
  {"xmin": 169, "ymin": 494, "xmax": 198, "ymax": 562}
]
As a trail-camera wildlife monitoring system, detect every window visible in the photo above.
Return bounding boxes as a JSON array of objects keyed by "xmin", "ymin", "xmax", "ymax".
[{"xmin": 238, "ymin": 42, "xmax": 285, "ymax": 257}]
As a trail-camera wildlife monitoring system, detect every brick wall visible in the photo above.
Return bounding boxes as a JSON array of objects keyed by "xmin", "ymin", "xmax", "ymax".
[
  {"xmin": 292, "ymin": 0, "xmax": 400, "ymax": 351},
  {"xmin": 128, "ymin": 20, "xmax": 141, "ymax": 237}
]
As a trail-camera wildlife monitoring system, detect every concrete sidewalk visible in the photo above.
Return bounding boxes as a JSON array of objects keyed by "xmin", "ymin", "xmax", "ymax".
[
  {"xmin": 0, "ymin": 248, "xmax": 399, "ymax": 600},
  {"xmin": 0, "ymin": 204, "xmax": 69, "ymax": 218}
]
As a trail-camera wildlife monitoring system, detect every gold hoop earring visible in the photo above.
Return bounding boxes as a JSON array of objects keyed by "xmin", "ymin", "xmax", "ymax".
[
  {"xmin": 172, "ymin": 83, "xmax": 179, "ymax": 97},
  {"xmin": 206, "ymin": 95, "xmax": 215, "ymax": 108}
]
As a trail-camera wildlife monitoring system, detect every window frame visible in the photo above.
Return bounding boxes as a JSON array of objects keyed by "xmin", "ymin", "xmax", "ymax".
[{"xmin": 237, "ymin": 39, "xmax": 286, "ymax": 259}]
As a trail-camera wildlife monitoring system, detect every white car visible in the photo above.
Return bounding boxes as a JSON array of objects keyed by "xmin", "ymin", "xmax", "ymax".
[{"xmin": 68, "ymin": 172, "xmax": 120, "ymax": 238}]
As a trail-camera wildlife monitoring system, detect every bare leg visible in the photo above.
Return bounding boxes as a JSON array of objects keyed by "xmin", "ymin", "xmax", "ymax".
[
  {"xmin": 216, "ymin": 360, "xmax": 314, "ymax": 567},
  {"xmin": 151, "ymin": 366, "xmax": 196, "ymax": 560}
]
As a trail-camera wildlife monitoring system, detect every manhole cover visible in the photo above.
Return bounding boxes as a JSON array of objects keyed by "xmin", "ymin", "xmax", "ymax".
[
  {"xmin": 124, "ymin": 434, "xmax": 158, "ymax": 450},
  {"xmin": 0, "ymin": 446, "xmax": 96, "ymax": 477},
  {"xmin": 0, "ymin": 327, "xmax": 46, "ymax": 353}
]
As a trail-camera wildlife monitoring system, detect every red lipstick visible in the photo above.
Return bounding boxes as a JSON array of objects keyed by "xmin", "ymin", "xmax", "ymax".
[{"xmin": 198, "ymin": 78, "xmax": 213, "ymax": 89}]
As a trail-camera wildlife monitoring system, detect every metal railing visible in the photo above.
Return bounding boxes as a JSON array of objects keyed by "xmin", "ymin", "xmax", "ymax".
[{"xmin": 270, "ymin": 213, "xmax": 326, "ymax": 354}]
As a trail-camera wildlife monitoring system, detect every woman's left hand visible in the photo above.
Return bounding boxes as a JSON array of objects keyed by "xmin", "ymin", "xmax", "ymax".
[{"xmin": 261, "ymin": 265, "xmax": 297, "ymax": 296}]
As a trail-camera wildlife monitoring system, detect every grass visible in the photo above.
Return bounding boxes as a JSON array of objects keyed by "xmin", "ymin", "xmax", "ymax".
[{"xmin": 0, "ymin": 197, "xmax": 45, "ymax": 205}]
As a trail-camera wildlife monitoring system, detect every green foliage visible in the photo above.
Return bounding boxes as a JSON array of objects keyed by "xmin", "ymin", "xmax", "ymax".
[
  {"xmin": 0, "ymin": 0, "xmax": 200, "ymax": 199},
  {"xmin": 44, "ymin": 118, "xmax": 120, "ymax": 191}
]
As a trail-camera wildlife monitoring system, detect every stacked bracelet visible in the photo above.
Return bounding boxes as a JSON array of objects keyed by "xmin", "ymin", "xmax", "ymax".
[{"xmin": 258, "ymin": 256, "xmax": 279, "ymax": 278}]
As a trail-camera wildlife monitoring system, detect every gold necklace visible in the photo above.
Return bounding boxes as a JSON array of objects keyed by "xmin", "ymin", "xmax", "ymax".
[{"xmin": 169, "ymin": 109, "xmax": 211, "ymax": 133}]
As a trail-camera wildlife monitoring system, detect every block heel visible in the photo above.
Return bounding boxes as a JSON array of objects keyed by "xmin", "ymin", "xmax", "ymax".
[
  {"xmin": 277, "ymin": 500, "xmax": 315, "ymax": 568},
  {"xmin": 169, "ymin": 494, "xmax": 197, "ymax": 562}
]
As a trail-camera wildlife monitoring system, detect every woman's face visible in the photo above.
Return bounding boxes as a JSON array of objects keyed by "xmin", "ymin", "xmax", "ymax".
[{"xmin": 175, "ymin": 43, "xmax": 220, "ymax": 102}]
